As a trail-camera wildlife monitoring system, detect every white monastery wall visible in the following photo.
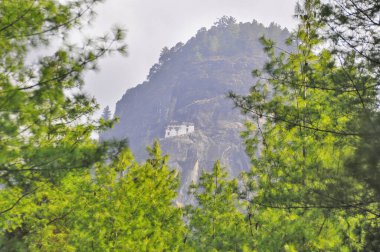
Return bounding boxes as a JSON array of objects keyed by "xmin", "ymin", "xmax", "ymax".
[{"xmin": 165, "ymin": 123, "xmax": 194, "ymax": 138}]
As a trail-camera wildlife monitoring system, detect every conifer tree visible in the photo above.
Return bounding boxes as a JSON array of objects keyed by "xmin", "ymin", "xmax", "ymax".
[
  {"xmin": 186, "ymin": 161, "xmax": 253, "ymax": 251},
  {"xmin": 318, "ymin": 0, "xmax": 380, "ymax": 248},
  {"xmin": 230, "ymin": 0, "xmax": 378, "ymax": 249},
  {"xmin": 0, "ymin": 142, "xmax": 186, "ymax": 251},
  {"xmin": 0, "ymin": 0, "xmax": 126, "ymax": 249},
  {"xmin": 0, "ymin": 0, "xmax": 126, "ymax": 187},
  {"xmin": 101, "ymin": 106, "xmax": 112, "ymax": 121}
]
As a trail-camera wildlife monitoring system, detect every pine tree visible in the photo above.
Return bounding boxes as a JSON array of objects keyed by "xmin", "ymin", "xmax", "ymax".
[
  {"xmin": 0, "ymin": 0, "xmax": 126, "ymax": 186},
  {"xmin": 0, "ymin": 142, "xmax": 186, "ymax": 251},
  {"xmin": 319, "ymin": 0, "xmax": 379, "ymax": 71},
  {"xmin": 0, "ymin": 0, "xmax": 126, "ymax": 249},
  {"xmin": 101, "ymin": 106, "xmax": 112, "ymax": 121},
  {"xmin": 318, "ymin": 0, "xmax": 380, "ymax": 248},
  {"xmin": 186, "ymin": 161, "xmax": 253, "ymax": 251},
  {"xmin": 230, "ymin": 0, "xmax": 377, "ymax": 249}
]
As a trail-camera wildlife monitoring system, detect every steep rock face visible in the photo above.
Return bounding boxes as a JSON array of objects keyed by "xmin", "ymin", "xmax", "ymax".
[{"xmin": 101, "ymin": 18, "xmax": 290, "ymax": 202}]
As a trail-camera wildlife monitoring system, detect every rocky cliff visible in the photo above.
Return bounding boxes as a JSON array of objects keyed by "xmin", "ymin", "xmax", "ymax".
[{"xmin": 101, "ymin": 17, "xmax": 290, "ymax": 202}]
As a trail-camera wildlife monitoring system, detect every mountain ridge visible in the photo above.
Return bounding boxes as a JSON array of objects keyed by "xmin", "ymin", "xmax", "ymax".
[{"xmin": 101, "ymin": 17, "xmax": 291, "ymax": 202}]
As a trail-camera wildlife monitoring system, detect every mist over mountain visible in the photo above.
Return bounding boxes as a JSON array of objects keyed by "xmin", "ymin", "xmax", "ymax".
[{"xmin": 101, "ymin": 17, "xmax": 290, "ymax": 202}]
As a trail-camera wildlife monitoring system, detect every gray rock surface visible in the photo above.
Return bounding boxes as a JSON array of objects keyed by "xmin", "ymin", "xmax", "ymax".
[{"xmin": 101, "ymin": 19, "xmax": 290, "ymax": 202}]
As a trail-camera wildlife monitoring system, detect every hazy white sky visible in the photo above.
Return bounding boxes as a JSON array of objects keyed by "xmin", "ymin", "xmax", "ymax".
[{"xmin": 83, "ymin": 0, "xmax": 299, "ymax": 113}]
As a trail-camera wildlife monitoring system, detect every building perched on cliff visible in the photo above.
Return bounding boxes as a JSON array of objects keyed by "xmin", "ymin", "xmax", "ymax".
[{"xmin": 165, "ymin": 123, "xmax": 194, "ymax": 138}]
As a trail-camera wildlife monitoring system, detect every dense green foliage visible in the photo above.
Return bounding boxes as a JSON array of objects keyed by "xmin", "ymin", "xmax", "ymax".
[
  {"xmin": 1, "ymin": 142, "xmax": 185, "ymax": 251},
  {"xmin": 185, "ymin": 161, "xmax": 253, "ymax": 251},
  {"xmin": 0, "ymin": 0, "xmax": 126, "ymax": 187},
  {"xmin": 1, "ymin": 0, "xmax": 379, "ymax": 251},
  {"xmin": 230, "ymin": 0, "xmax": 379, "ymax": 250}
]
